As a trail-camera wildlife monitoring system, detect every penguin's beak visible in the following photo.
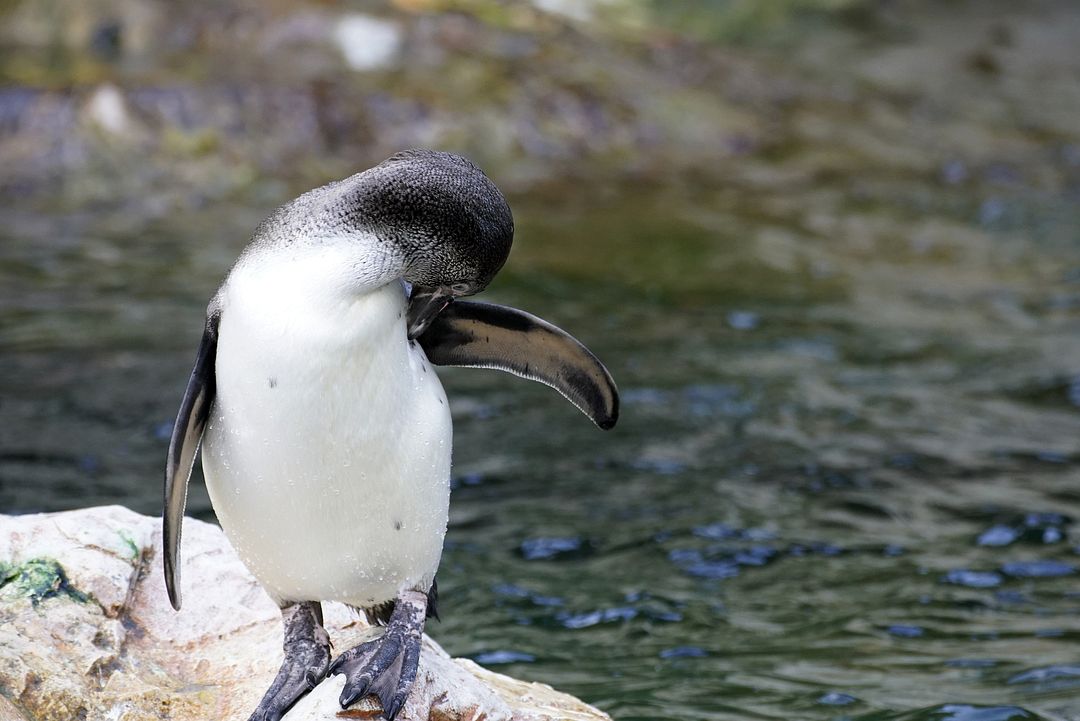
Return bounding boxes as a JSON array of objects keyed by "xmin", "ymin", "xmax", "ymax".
[{"xmin": 407, "ymin": 286, "xmax": 454, "ymax": 339}]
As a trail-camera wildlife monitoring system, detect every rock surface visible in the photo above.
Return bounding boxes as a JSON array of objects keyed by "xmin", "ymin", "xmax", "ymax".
[{"xmin": 0, "ymin": 506, "xmax": 610, "ymax": 721}]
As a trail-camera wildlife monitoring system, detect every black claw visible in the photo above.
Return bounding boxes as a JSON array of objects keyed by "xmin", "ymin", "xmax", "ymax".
[
  {"xmin": 387, "ymin": 676, "xmax": 416, "ymax": 721},
  {"xmin": 384, "ymin": 696, "xmax": 405, "ymax": 721},
  {"xmin": 334, "ymin": 591, "xmax": 428, "ymax": 718},
  {"xmin": 246, "ymin": 602, "xmax": 331, "ymax": 721},
  {"xmin": 339, "ymin": 684, "xmax": 367, "ymax": 710},
  {"xmin": 353, "ymin": 674, "xmax": 376, "ymax": 704}
]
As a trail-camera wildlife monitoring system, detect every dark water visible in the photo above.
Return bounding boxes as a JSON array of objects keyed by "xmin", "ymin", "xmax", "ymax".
[{"xmin": 4, "ymin": 168, "xmax": 1080, "ymax": 721}]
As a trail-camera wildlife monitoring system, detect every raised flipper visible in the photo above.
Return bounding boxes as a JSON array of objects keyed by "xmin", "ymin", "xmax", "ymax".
[
  {"xmin": 163, "ymin": 312, "xmax": 219, "ymax": 611},
  {"xmin": 417, "ymin": 301, "xmax": 619, "ymax": 430}
]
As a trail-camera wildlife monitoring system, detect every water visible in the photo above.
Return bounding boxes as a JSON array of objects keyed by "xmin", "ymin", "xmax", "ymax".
[{"xmin": 4, "ymin": 175, "xmax": 1080, "ymax": 719}]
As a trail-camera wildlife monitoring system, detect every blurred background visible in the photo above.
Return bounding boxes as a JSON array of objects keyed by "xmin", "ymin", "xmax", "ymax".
[{"xmin": 3, "ymin": 1, "xmax": 1080, "ymax": 719}]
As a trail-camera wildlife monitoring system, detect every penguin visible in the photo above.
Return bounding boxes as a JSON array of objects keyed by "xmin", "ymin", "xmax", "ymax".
[{"xmin": 163, "ymin": 149, "xmax": 618, "ymax": 721}]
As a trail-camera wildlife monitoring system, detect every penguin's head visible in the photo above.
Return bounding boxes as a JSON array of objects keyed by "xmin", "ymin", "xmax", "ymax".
[{"xmin": 353, "ymin": 149, "xmax": 514, "ymax": 338}]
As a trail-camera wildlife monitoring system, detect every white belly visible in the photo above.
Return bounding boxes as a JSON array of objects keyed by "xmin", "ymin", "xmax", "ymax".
[{"xmin": 201, "ymin": 263, "xmax": 452, "ymax": 609}]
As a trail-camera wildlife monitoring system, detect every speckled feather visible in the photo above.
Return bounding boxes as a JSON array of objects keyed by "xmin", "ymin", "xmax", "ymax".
[{"xmin": 239, "ymin": 150, "xmax": 513, "ymax": 292}]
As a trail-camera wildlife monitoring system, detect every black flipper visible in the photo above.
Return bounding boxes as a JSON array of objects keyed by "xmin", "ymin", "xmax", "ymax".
[
  {"xmin": 417, "ymin": 301, "xmax": 619, "ymax": 430},
  {"xmin": 163, "ymin": 312, "xmax": 219, "ymax": 611}
]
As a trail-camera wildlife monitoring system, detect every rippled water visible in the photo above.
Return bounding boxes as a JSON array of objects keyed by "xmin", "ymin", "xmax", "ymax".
[{"xmin": 4, "ymin": 162, "xmax": 1080, "ymax": 720}]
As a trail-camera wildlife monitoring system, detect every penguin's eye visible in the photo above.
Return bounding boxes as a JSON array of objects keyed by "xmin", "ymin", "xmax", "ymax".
[{"xmin": 450, "ymin": 282, "xmax": 471, "ymax": 295}]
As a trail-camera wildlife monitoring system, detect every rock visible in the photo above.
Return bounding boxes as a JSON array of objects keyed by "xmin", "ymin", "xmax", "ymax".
[
  {"xmin": 84, "ymin": 84, "xmax": 133, "ymax": 136},
  {"xmin": 0, "ymin": 506, "xmax": 610, "ymax": 721},
  {"xmin": 333, "ymin": 14, "xmax": 403, "ymax": 71},
  {"xmin": 0, "ymin": 1, "xmax": 765, "ymax": 203}
]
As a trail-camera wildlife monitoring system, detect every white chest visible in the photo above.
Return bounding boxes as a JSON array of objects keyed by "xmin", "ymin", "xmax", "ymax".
[{"xmin": 201, "ymin": 249, "xmax": 453, "ymax": 608}]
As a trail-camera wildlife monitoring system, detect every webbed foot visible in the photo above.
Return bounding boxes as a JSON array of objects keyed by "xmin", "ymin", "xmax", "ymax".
[
  {"xmin": 248, "ymin": 601, "xmax": 331, "ymax": 721},
  {"xmin": 328, "ymin": 589, "xmax": 428, "ymax": 720}
]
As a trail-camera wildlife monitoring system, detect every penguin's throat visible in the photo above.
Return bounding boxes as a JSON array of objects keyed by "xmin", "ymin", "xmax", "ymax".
[{"xmin": 228, "ymin": 239, "xmax": 406, "ymax": 313}]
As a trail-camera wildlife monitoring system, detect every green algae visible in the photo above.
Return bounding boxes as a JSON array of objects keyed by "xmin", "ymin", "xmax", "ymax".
[
  {"xmin": 0, "ymin": 558, "xmax": 89, "ymax": 606},
  {"xmin": 642, "ymin": 0, "xmax": 876, "ymax": 44},
  {"xmin": 116, "ymin": 531, "xmax": 139, "ymax": 561}
]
